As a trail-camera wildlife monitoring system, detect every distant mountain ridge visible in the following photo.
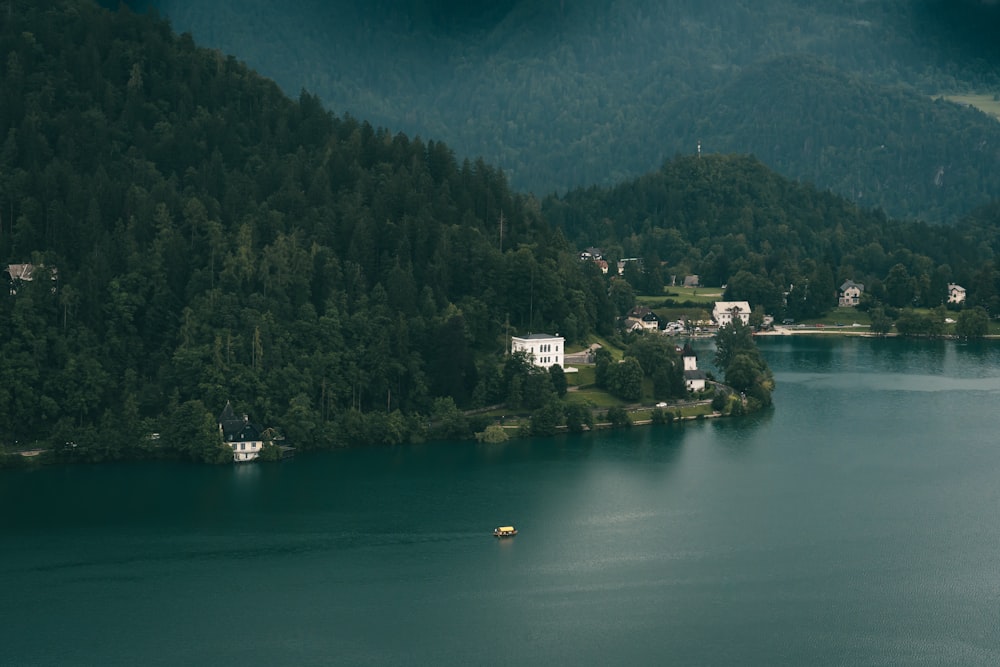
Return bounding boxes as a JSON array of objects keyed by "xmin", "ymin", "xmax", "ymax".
[
  {"xmin": 141, "ymin": 0, "xmax": 1000, "ymax": 222},
  {"xmin": 661, "ymin": 56, "xmax": 1000, "ymax": 223}
]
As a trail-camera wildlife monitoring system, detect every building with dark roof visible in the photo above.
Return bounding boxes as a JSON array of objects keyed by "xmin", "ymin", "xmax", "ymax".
[{"xmin": 218, "ymin": 401, "xmax": 265, "ymax": 462}]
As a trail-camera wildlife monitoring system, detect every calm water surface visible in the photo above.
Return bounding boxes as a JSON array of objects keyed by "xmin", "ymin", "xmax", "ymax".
[{"xmin": 3, "ymin": 337, "xmax": 1000, "ymax": 666}]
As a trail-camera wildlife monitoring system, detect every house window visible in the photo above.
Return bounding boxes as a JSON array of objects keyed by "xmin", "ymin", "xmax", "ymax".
[{"xmin": 240, "ymin": 443, "xmax": 245, "ymax": 450}]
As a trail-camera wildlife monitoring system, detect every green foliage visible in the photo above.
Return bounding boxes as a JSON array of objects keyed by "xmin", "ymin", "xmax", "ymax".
[
  {"xmin": 257, "ymin": 441, "xmax": 283, "ymax": 462},
  {"xmin": 530, "ymin": 400, "xmax": 565, "ymax": 437},
  {"xmin": 605, "ymin": 357, "xmax": 644, "ymax": 402},
  {"xmin": 563, "ymin": 402, "xmax": 594, "ymax": 433},
  {"xmin": 604, "ymin": 406, "xmax": 631, "ymax": 428},
  {"xmin": 0, "ymin": 2, "xmax": 619, "ymax": 454},
  {"xmin": 548, "ymin": 364, "xmax": 567, "ymax": 398},
  {"xmin": 428, "ymin": 397, "xmax": 470, "ymax": 440},
  {"xmin": 163, "ymin": 399, "xmax": 229, "ymax": 463},
  {"xmin": 714, "ymin": 320, "xmax": 773, "ymax": 410},
  {"xmin": 474, "ymin": 424, "xmax": 510, "ymax": 444},
  {"xmin": 955, "ymin": 306, "xmax": 989, "ymax": 340},
  {"xmin": 714, "ymin": 318, "xmax": 757, "ymax": 370},
  {"xmin": 868, "ymin": 307, "xmax": 893, "ymax": 336},
  {"xmin": 894, "ymin": 309, "xmax": 946, "ymax": 337}
]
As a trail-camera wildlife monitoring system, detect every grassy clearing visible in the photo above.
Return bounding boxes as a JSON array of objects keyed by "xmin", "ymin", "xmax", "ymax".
[
  {"xmin": 635, "ymin": 285, "xmax": 724, "ymax": 305},
  {"xmin": 567, "ymin": 366, "xmax": 596, "ymax": 386},
  {"xmin": 567, "ymin": 334, "xmax": 624, "ymax": 359},
  {"xmin": 935, "ymin": 93, "xmax": 1000, "ymax": 121},
  {"xmin": 564, "ymin": 388, "xmax": 625, "ymax": 408}
]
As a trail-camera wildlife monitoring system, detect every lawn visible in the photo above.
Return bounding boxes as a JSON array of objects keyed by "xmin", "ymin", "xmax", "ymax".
[
  {"xmin": 635, "ymin": 285, "xmax": 724, "ymax": 306},
  {"xmin": 935, "ymin": 93, "xmax": 1000, "ymax": 122}
]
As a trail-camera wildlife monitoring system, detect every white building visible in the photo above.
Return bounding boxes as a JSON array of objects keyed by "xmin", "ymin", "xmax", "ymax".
[
  {"xmin": 682, "ymin": 343, "xmax": 707, "ymax": 392},
  {"xmin": 712, "ymin": 301, "xmax": 751, "ymax": 326},
  {"xmin": 948, "ymin": 283, "xmax": 966, "ymax": 304},
  {"xmin": 511, "ymin": 333, "xmax": 564, "ymax": 369},
  {"xmin": 839, "ymin": 280, "xmax": 864, "ymax": 307},
  {"xmin": 218, "ymin": 401, "xmax": 265, "ymax": 462}
]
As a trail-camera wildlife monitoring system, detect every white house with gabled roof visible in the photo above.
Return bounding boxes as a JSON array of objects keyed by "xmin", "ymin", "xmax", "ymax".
[
  {"xmin": 218, "ymin": 401, "xmax": 265, "ymax": 462},
  {"xmin": 948, "ymin": 283, "xmax": 966, "ymax": 304},
  {"xmin": 511, "ymin": 333, "xmax": 564, "ymax": 369},
  {"xmin": 839, "ymin": 280, "xmax": 864, "ymax": 307},
  {"xmin": 712, "ymin": 301, "xmax": 751, "ymax": 326}
]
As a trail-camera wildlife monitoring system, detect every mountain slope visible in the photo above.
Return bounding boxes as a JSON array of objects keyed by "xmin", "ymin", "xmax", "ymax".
[
  {"xmin": 0, "ymin": 0, "xmax": 612, "ymax": 457},
  {"xmin": 660, "ymin": 57, "xmax": 1000, "ymax": 223},
  {"xmin": 142, "ymin": 0, "xmax": 1000, "ymax": 221}
]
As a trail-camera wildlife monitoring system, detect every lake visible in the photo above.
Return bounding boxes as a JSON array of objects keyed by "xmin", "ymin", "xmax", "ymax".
[{"xmin": 3, "ymin": 336, "xmax": 1000, "ymax": 665}]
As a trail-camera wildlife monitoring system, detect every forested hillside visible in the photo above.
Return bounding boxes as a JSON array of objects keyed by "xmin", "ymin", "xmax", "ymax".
[
  {"xmin": 0, "ymin": 0, "xmax": 613, "ymax": 459},
  {"xmin": 140, "ymin": 0, "xmax": 1000, "ymax": 222},
  {"xmin": 4, "ymin": 1, "xmax": 1000, "ymax": 464},
  {"xmin": 543, "ymin": 154, "xmax": 1000, "ymax": 319},
  {"xmin": 661, "ymin": 57, "xmax": 1000, "ymax": 224}
]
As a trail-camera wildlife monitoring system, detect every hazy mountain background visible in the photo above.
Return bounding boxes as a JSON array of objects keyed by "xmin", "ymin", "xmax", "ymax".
[{"xmin": 127, "ymin": 0, "xmax": 1000, "ymax": 223}]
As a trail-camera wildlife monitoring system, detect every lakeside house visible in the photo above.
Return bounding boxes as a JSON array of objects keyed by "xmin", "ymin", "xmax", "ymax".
[
  {"xmin": 511, "ymin": 333, "xmax": 565, "ymax": 369},
  {"xmin": 218, "ymin": 401, "xmax": 265, "ymax": 462},
  {"xmin": 712, "ymin": 301, "xmax": 751, "ymax": 326},
  {"xmin": 839, "ymin": 280, "xmax": 864, "ymax": 307},
  {"xmin": 682, "ymin": 343, "xmax": 707, "ymax": 392},
  {"xmin": 625, "ymin": 306, "xmax": 660, "ymax": 332},
  {"xmin": 948, "ymin": 283, "xmax": 966, "ymax": 304}
]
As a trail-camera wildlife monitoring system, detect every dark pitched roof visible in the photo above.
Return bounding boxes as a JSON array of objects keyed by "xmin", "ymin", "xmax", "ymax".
[
  {"xmin": 682, "ymin": 343, "xmax": 696, "ymax": 358},
  {"xmin": 218, "ymin": 401, "xmax": 263, "ymax": 442}
]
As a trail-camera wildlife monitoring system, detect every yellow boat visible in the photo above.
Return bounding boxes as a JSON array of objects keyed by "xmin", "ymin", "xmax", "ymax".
[{"xmin": 493, "ymin": 525, "xmax": 517, "ymax": 537}]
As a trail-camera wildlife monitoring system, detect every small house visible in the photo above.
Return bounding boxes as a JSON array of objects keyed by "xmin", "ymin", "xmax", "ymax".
[
  {"xmin": 948, "ymin": 283, "xmax": 966, "ymax": 304},
  {"xmin": 626, "ymin": 306, "xmax": 660, "ymax": 332},
  {"xmin": 218, "ymin": 401, "xmax": 265, "ymax": 462},
  {"xmin": 839, "ymin": 280, "xmax": 864, "ymax": 307},
  {"xmin": 682, "ymin": 343, "xmax": 707, "ymax": 392}
]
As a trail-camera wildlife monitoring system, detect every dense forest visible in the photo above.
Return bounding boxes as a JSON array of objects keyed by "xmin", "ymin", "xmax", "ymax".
[
  {"xmin": 544, "ymin": 154, "xmax": 1000, "ymax": 318},
  {"xmin": 1, "ymin": 0, "xmax": 617, "ymax": 461},
  {"xmin": 2, "ymin": 1, "xmax": 1000, "ymax": 464},
  {"xmin": 137, "ymin": 0, "xmax": 1000, "ymax": 222}
]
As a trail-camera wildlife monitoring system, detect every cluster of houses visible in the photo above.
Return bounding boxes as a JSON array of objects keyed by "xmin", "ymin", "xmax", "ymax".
[
  {"xmin": 622, "ymin": 301, "xmax": 751, "ymax": 335},
  {"xmin": 838, "ymin": 279, "xmax": 966, "ymax": 308},
  {"xmin": 579, "ymin": 247, "xmax": 645, "ymax": 277},
  {"xmin": 510, "ymin": 331, "xmax": 707, "ymax": 393}
]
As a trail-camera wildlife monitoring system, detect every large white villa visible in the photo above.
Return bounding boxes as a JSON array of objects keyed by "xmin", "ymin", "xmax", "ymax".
[
  {"xmin": 712, "ymin": 301, "xmax": 751, "ymax": 326},
  {"xmin": 511, "ymin": 333, "xmax": 564, "ymax": 369}
]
